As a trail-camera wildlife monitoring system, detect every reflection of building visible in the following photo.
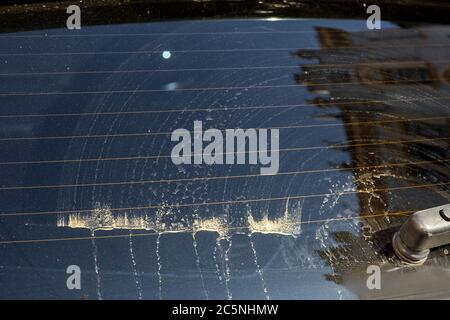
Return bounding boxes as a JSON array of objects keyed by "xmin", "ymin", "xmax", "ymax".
[
  {"xmin": 296, "ymin": 26, "xmax": 450, "ymax": 98},
  {"xmin": 296, "ymin": 25, "xmax": 450, "ymax": 218},
  {"xmin": 297, "ymin": 26, "xmax": 450, "ymax": 298}
]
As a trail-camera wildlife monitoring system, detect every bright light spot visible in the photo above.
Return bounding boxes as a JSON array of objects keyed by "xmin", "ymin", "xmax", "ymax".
[
  {"xmin": 163, "ymin": 82, "xmax": 178, "ymax": 91},
  {"xmin": 162, "ymin": 51, "xmax": 171, "ymax": 59},
  {"xmin": 266, "ymin": 17, "xmax": 281, "ymax": 21}
]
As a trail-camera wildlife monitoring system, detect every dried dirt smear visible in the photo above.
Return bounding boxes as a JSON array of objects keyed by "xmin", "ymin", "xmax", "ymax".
[{"xmin": 57, "ymin": 200, "xmax": 304, "ymax": 237}]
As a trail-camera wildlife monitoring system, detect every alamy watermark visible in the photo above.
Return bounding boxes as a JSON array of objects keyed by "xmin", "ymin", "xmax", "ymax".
[
  {"xmin": 171, "ymin": 121, "xmax": 279, "ymax": 175},
  {"xmin": 66, "ymin": 5, "xmax": 81, "ymax": 30},
  {"xmin": 366, "ymin": 265, "xmax": 381, "ymax": 290},
  {"xmin": 365, "ymin": 4, "xmax": 381, "ymax": 30},
  {"xmin": 66, "ymin": 265, "xmax": 81, "ymax": 290}
]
